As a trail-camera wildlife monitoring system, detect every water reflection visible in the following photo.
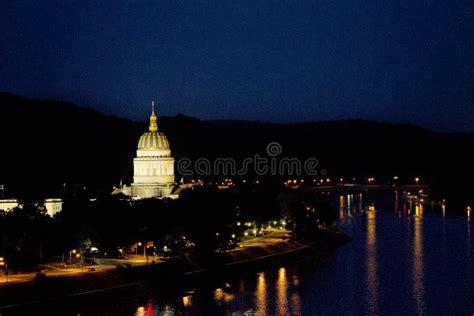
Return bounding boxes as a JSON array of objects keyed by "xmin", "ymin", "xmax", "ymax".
[
  {"xmin": 135, "ymin": 306, "xmax": 145, "ymax": 316},
  {"xmin": 366, "ymin": 207, "xmax": 379, "ymax": 314},
  {"xmin": 412, "ymin": 214, "xmax": 426, "ymax": 314},
  {"xmin": 394, "ymin": 191, "xmax": 399, "ymax": 213},
  {"xmin": 214, "ymin": 287, "xmax": 234, "ymax": 304},
  {"xmin": 290, "ymin": 292, "xmax": 302, "ymax": 315},
  {"xmin": 182, "ymin": 295, "xmax": 192, "ymax": 307},
  {"xmin": 136, "ymin": 302, "xmax": 172, "ymax": 316},
  {"xmin": 339, "ymin": 195, "xmax": 345, "ymax": 219},
  {"xmin": 256, "ymin": 272, "xmax": 267, "ymax": 314},
  {"xmin": 414, "ymin": 203, "xmax": 423, "ymax": 216},
  {"xmin": 276, "ymin": 267, "xmax": 289, "ymax": 315},
  {"xmin": 47, "ymin": 194, "xmax": 474, "ymax": 315},
  {"xmin": 339, "ymin": 193, "xmax": 364, "ymax": 218}
]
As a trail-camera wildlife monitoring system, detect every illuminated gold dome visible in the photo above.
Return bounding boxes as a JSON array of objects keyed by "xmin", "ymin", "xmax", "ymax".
[
  {"xmin": 138, "ymin": 131, "xmax": 170, "ymax": 150},
  {"xmin": 136, "ymin": 102, "xmax": 171, "ymax": 157}
]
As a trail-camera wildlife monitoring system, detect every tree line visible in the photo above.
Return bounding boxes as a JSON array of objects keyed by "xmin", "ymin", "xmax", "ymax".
[{"xmin": 0, "ymin": 185, "xmax": 337, "ymax": 269}]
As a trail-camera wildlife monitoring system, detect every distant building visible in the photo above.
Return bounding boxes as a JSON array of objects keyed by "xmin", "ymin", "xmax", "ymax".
[
  {"xmin": 0, "ymin": 198, "xmax": 63, "ymax": 217},
  {"xmin": 113, "ymin": 102, "xmax": 176, "ymax": 199}
]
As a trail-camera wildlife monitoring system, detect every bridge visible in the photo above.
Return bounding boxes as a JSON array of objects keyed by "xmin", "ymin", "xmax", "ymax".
[{"xmin": 301, "ymin": 184, "xmax": 430, "ymax": 193}]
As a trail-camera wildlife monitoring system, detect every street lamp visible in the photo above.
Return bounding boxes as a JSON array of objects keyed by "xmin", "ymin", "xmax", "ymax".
[
  {"xmin": 69, "ymin": 249, "xmax": 77, "ymax": 265},
  {"xmin": 0, "ymin": 257, "xmax": 7, "ymax": 284},
  {"xmin": 415, "ymin": 177, "xmax": 420, "ymax": 185}
]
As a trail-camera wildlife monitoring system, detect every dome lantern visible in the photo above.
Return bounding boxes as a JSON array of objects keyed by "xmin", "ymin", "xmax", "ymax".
[{"xmin": 148, "ymin": 101, "xmax": 158, "ymax": 132}]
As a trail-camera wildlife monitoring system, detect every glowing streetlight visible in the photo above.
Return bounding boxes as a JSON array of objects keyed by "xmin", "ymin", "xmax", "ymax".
[
  {"xmin": 69, "ymin": 249, "xmax": 77, "ymax": 265},
  {"xmin": 0, "ymin": 257, "xmax": 7, "ymax": 284},
  {"xmin": 415, "ymin": 177, "xmax": 420, "ymax": 185}
]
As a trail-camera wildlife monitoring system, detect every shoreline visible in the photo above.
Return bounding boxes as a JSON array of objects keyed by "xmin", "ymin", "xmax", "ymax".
[{"xmin": 0, "ymin": 228, "xmax": 351, "ymax": 310}]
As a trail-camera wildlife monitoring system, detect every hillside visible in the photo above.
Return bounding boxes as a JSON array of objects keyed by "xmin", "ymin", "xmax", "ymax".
[{"xmin": 0, "ymin": 92, "xmax": 473, "ymax": 207}]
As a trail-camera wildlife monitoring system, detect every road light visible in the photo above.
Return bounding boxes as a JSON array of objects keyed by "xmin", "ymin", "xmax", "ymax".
[
  {"xmin": 0, "ymin": 257, "xmax": 7, "ymax": 284},
  {"xmin": 415, "ymin": 177, "xmax": 420, "ymax": 185},
  {"xmin": 69, "ymin": 249, "xmax": 77, "ymax": 265}
]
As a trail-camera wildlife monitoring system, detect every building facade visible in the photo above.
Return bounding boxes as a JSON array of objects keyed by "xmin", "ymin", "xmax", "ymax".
[
  {"xmin": 115, "ymin": 102, "xmax": 175, "ymax": 199},
  {"xmin": 0, "ymin": 198, "xmax": 63, "ymax": 217}
]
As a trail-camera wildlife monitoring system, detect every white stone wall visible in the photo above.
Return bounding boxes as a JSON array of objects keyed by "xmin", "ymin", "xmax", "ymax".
[
  {"xmin": 0, "ymin": 199, "xmax": 62, "ymax": 216},
  {"xmin": 133, "ymin": 157, "xmax": 175, "ymax": 184},
  {"xmin": 0, "ymin": 199, "xmax": 19, "ymax": 212}
]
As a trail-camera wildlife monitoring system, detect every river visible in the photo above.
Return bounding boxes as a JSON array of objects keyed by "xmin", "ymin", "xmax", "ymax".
[{"xmin": 23, "ymin": 192, "xmax": 474, "ymax": 315}]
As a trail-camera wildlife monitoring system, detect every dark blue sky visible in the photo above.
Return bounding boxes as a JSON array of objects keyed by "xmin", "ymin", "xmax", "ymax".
[{"xmin": 1, "ymin": 1, "xmax": 473, "ymax": 131}]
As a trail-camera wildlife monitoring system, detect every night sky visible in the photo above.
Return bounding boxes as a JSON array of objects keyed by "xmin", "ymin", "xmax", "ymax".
[{"xmin": 1, "ymin": 1, "xmax": 473, "ymax": 131}]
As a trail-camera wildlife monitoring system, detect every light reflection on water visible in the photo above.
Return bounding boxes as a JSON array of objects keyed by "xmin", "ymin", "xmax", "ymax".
[
  {"xmin": 255, "ymin": 272, "xmax": 267, "ymax": 313},
  {"xmin": 365, "ymin": 208, "xmax": 378, "ymax": 314},
  {"xmin": 413, "ymin": 214, "xmax": 425, "ymax": 314},
  {"xmin": 276, "ymin": 268, "xmax": 288, "ymax": 315},
  {"xmin": 124, "ymin": 193, "xmax": 472, "ymax": 315},
  {"xmin": 33, "ymin": 193, "xmax": 473, "ymax": 315}
]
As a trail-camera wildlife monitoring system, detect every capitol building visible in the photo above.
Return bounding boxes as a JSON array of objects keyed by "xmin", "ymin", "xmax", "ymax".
[{"xmin": 114, "ymin": 102, "xmax": 175, "ymax": 199}]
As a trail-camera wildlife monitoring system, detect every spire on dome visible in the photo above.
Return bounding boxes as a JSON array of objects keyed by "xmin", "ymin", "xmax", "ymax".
[{"xmin": 148, "ymin": 101, "xmax": 158, "ymax": 132}]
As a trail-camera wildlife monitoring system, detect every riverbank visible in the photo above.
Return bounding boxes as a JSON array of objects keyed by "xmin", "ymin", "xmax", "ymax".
[{"xmin": 0, "ymin": 228, "xmax": 350, "ymax": 311}]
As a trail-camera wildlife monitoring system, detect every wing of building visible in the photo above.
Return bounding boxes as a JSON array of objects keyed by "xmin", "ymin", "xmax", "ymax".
[
  {"xmin": 113, "ymin": 102, "xmax": 176, "ymax": 199},
  {"xmin": 0, "ymin": 198, "xmax": 62, "ymax": 216}
]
